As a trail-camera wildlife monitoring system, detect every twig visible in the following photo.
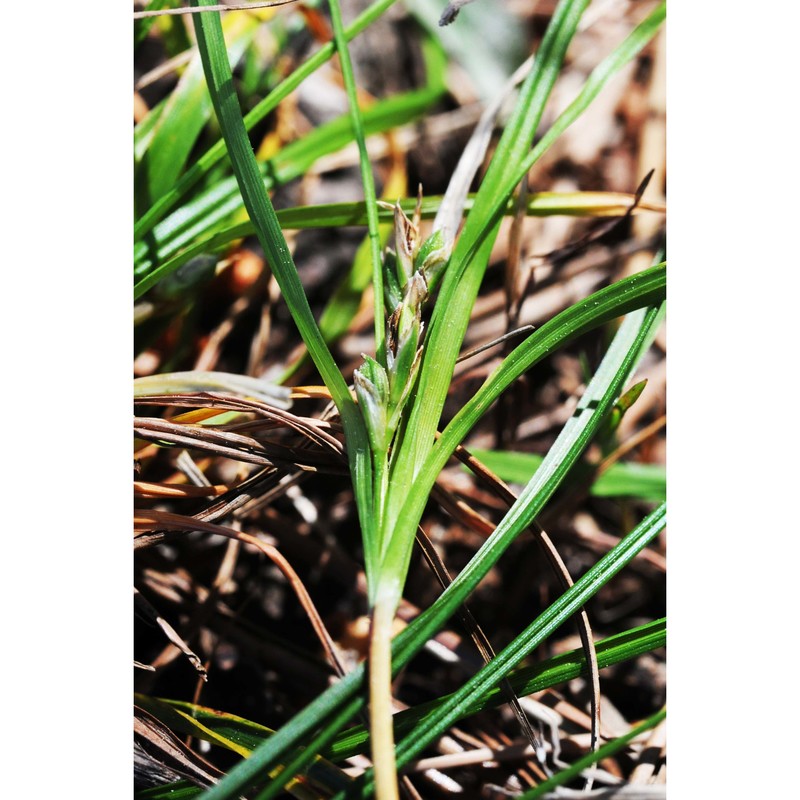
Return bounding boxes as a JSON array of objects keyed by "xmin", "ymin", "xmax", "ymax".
[
  {"xmin": 596, "ymin": 415, "xmax": 666, "ymax": 476},
  {"xmin": 134, "ymin": 1, "xmax": 298, "ymax": 20},
  {"xmin": 134, "ymin": 509, "xmax": 348, "ymax": 678},
  {"xmin": 456, "ymin": 326, "xmax": 535, "ymax": 364},
  {"xmin": 134, "ymin": 587, "xmax": 208, "ymax": 680}
]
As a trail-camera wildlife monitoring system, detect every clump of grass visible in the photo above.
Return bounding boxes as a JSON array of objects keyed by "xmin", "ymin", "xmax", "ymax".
[{"xmin": 134, "ymin": 1, "xmax": 667, "ymax": 797}]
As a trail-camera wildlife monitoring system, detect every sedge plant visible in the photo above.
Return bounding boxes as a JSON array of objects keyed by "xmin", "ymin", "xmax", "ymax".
[{"xmin": 135, "ymin": 0, "xmax": 667, "ymax": 796}]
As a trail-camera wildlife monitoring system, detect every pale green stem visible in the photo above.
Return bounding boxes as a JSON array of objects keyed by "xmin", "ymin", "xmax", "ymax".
[{"xmin": 369, "ymin": 588, "xmax": 401, "ymax": 800}]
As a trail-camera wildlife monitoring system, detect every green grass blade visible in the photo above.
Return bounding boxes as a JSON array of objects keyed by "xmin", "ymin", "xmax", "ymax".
[
  {"xmin": 134, "ymin": 0, "xmax": 401, "ymax": 241},
  {"xmin": 136, "ymin": 693, "xmax": 355, "ymax": 797},
  {"xmin": 196, "ymin": 684, "xmax": 364, "ymax": 800},
  {"xmin": 136, "ymin": 695, "xmax": 260, "ymax": 759},
  {"xmin": 251, "ymin": 698, "xmax": 362, "ymax": 800},
  {"xmin": 326, "ymin": 617, "xmax": 665, "ymax": 761},
  {"xmin": 201, "ymin": 504, "xmax": 662, "ymax": 799},
  {"xmin": 137, "ymin": 781, "xmax": 201, "ymax": 799},
  {"xmin": 134, "ymin": 97, "xmax": 167, "ymax": 163},
  {"xmin": 328, "ymin": 0, "xmax": 385, "ymax": 359},
  {"xmin": 520, "ymin": 707, "xmax": 667, "ymax": 799},
  {"xmin": 268, "ymin": 190, "xmax": 662, "ymax": 228},
  {"xmin": 591, "ymin": 461, "xmax": 666, "ymax": 500},
  {"xmin": 189, "ymin": 0, "xmax": 378, "ymax": 586},
  {"xmin": 316, "ymin": 227, "xmax": 387, "ymax": 350},
  {"xmin": 134, "ymin": 189, "xmax": 654, "ymax": 299},
  {"xmin": 135, "ymin": 14, "xmax": 257, "ymax": 208},
  {"xmin": 189, "ymin": 0, "xmax": 349, "ymax": 410},
  {"xmin": 470, "ymin": 449, "xmax": 666, "ymax": 501},
  {"xmin": 275, "ymin": 191, "xmax": 659, "ymax": 230}
]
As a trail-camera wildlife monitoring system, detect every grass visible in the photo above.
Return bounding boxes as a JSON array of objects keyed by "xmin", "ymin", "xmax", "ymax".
[{"xmin": 134, "ymin": 1, "xmax": 667, "ymax": 797}]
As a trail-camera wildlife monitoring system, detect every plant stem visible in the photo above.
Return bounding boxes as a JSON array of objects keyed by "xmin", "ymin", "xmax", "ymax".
[{"xmin": 368, "ymin": 587, "xmax": 400, "ymax": 800}]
